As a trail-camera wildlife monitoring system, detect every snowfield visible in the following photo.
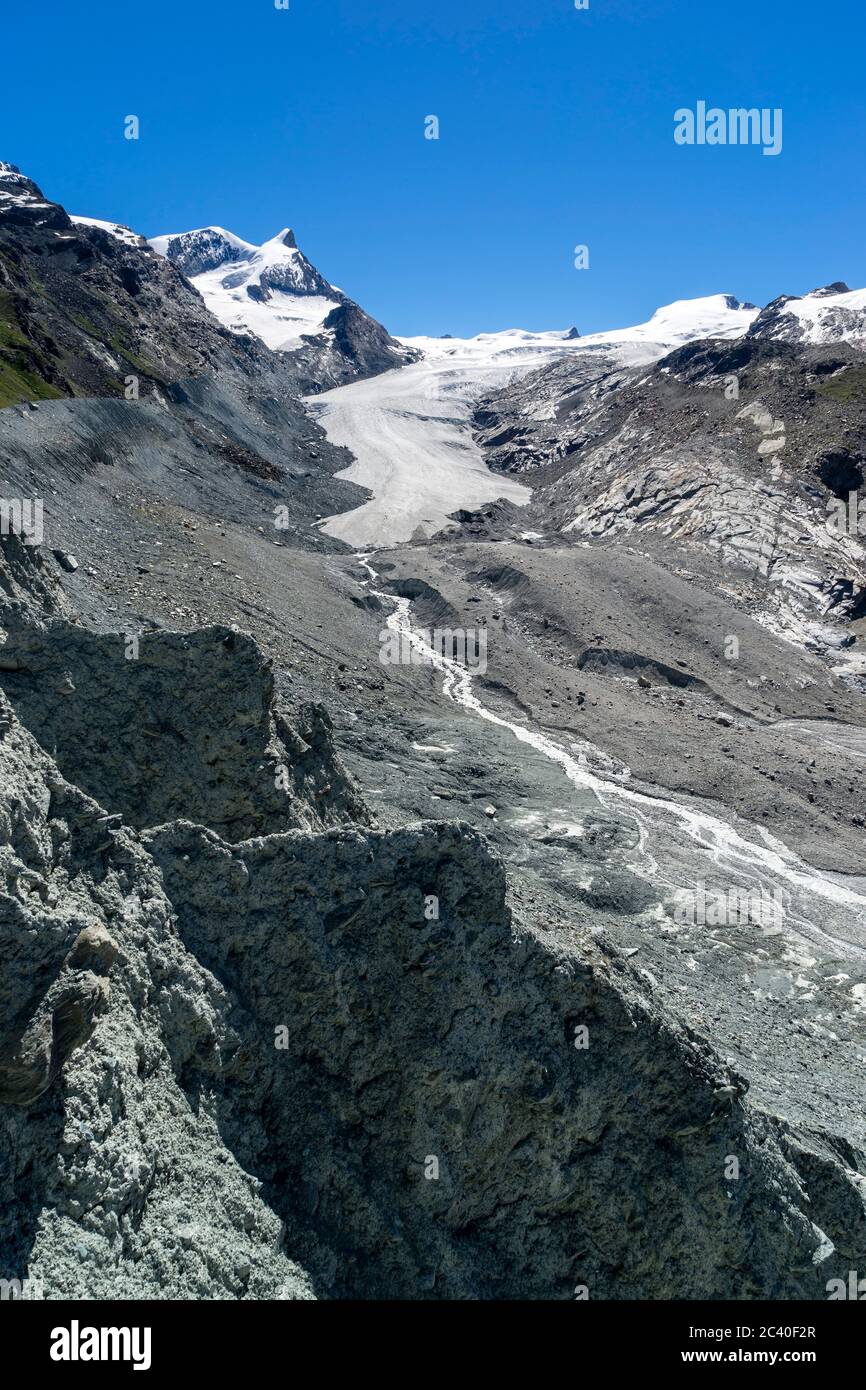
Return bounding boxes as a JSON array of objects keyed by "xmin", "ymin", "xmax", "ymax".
[
  {"xmin": 149, "ymin": 225, "xmax": 343, "ymax": 352},
  {"xmin": 310, "ymin": 296, "xmax": 760, "ymax": 549},
  {"xmin": 71, "ymin": 216, "xmax": 144, "ymax": 248},
  {"xmin": 184, "ymin": 276, "xmax": 338, "ymax": 351},
  {"xmin": 785, "ymin": 284, "xmax": 866, "ymax": 338}
]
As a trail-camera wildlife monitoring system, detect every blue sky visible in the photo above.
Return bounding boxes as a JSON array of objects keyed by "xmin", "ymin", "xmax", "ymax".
[{"xmin": 2, "ymin": 0, "xmax": 863, "ymax": 336}]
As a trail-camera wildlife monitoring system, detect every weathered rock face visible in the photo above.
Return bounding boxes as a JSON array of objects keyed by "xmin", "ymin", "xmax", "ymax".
[
  {"xmin": 0, "ymin": 698, "xmax": 314, "ymax": 1298},
  {"xmin": 145, "ymin": 817, "xmax": 866, "ymax": 1301},
  {"xmin": 472, "ymin": 336, "xmax": 866, "ymax": 657},
  {"xmin": 0, "ymin": 725, "xmax": 117, "ymax": 1112},
  {"xmin": 0, "ymin": 535, "xmax": 327, "ymax": 1295},
  {"xmin": 293, "ymin": 300, "xmax": 421, "ymax": 393},
  {"xmin": 0, "ymin": 531, "xmax": 69, "ymax": 623},
  {"xmin": 0, "ymin": 620, "xmax": 369, "ymax": 839}
]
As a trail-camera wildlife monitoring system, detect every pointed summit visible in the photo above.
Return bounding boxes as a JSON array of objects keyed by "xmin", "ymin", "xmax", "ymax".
[
  {"xmin": 148, "ymin": 218, "xmax": 417, "ymax": 381},
  {"xmin": 811, "ymin": 281, "xmax": 851, "ymax": 297}
]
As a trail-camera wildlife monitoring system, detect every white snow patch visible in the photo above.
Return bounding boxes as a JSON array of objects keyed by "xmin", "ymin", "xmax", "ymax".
[
  {"xmin": 786, "ymin": 285, "xmax": 866, "ymax": 339},
  {"xmin": 192, "ymin": 275, "xmax": 337, "ymax": 352},
  {"xmin": 71, "ymin": 215, "xmax": 143, "ymax": 248},
  {"xmin": 567, "ymin": 294, "xmax": 758, "ymax": 362}
]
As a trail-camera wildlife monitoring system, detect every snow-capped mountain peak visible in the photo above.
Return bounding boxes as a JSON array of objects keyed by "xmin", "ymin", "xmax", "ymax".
[
  {"xmin": 748, "ymin": 282, "xmax": 866, "ymax": 345},
  {"xmin": 265, "ymin": 227, "xmax": 297, "ymax": 250},
  {"xmin": 149, "ymin": 223, "xmax": 341, "ymax": 351},
  {"xmin": 575, "ymin": 293, "xmax": 759, "ymax": 360},
  {"xmin": 148, "ymin": 220, "xmax": 417, "ymax": 382}
]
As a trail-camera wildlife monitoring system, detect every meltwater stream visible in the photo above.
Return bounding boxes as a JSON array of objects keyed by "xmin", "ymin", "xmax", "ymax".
[{"xmin": 360, "ymin": 555, "xmax": 866, "ymax": 970}]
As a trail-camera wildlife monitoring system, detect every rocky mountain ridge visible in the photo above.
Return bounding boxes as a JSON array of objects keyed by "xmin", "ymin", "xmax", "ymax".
[
  {"xmin": 150, "ymin": 221, "xmax": 418, "ymax": 388},
  {"xmin": 0, "ymin": 161, "xmax": 415, "ymax": 411},
  {"xmin": 748, "ymin": 282, "xmax": 866, "ymax": 346},
  {"xmin": 470, "ymin": 310, "xmax": 866, "ymax": 668}
]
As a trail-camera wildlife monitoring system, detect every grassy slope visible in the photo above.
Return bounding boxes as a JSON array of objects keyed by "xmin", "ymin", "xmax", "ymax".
[{"xmin": 0, "ymin": 288, "xmax": 66, "ymax": 408}]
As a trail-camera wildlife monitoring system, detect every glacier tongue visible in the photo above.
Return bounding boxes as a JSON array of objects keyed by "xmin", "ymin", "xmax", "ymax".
[{"xmin": 311, "ymin": 294, "xmax": 763, "ymax": 549}]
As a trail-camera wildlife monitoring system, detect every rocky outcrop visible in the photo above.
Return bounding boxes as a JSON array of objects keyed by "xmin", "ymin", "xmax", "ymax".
[
  {"xmin": 0, "ymin": 699, "xmax": 314, "ymax": 1298},
  {"xmin": 294, "ymin": 301, "xmax": 420, "ymax": 392},
  {"xmin": 0, "ymin": 533, "xmax": 330, "ymax": 1296},
  {"xmin": 144, "ymin": 816, "xmax": 866, "ymax": 1300},
  {"xmin": 0, "ymin": 531, "xmax": 69, "ymax": 623},
  {"xmin": 0, "ymin": 163, "xmax": 280, "ymax": 407},
  {"xmin": 748, "ymin": 284, "xmax": 866, "ymax": 346},
  {"xmin": 472, "ymin": 334, "xmax": 866, "ymax": 660},
  {"xmin": 0, "ymin": 620, "xmax": 369, "ymax": 840}
]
